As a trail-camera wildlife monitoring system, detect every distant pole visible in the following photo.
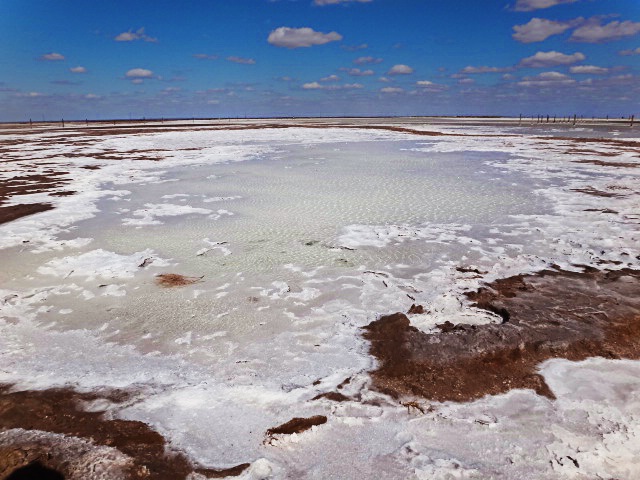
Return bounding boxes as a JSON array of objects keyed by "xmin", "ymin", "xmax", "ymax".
[
  {"xmin": 631, "ymin": 115, "xmax": 635, "ymax": 127},
  {"xmin": 606, "ymin": 115, "xmax": 609, "ymax": 121},
  {"xmin": 29, "ymin": 118, "xmax": 32, "ymax": 127},
  {"xmin": 546, "ymin": 115, "xmax": 549, "ymax": 123},
  {"xmin": 553, "ymin": 115, "xmax": 556, "ymax": 123},
  {"xmin": 519, "ymin": 113, "xmax": 522, "ymax": 125},
  {"xmin": 85, "ymin": 118, "xmax": 88, "ymax": 126},
  {"xmin": 573, "ymin": 114, "xmax": 576, "ymax": 126},
  {"xmin": 61, "ymin": 118, "xmax": 65, "ymax": 127}
]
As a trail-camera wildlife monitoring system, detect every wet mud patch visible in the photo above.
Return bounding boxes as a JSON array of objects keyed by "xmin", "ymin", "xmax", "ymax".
[
  {"xmin": 0, "ymin": 203, "xmax": 55, "ymax": 225},
  {"xmin": 0, "ymin": 386, "xmax": 249, "ymax": 479},
  {"xmin": 155, "ymin": 273, "xmax": 204, "ymax": 288},
  {"xmin": 363, "ymin": 267, "xmax": 640, "ymax": 402},
  {"xmin": 266, "ymin": 416, "xmax": 327, "ymax": 437}
]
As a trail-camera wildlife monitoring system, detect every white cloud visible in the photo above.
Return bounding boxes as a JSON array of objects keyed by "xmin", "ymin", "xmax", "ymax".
[
  {"xmin": 380, "ymin": 87, "xmax": 403, "ymax": 93},
  {"xmin": 512, "ymin": 18, "xmax": 575, "ymax": 43},
  {"xmin": 69, "ymin": 66, "xmax": 87, "ymax": 73},
  {"xmin": 458, "ymin": 78, "xmax": 475, "ymax": 84},
  {"xmin": 84, "ymin": 93, "xmax": 100, "ymax": 99},
  {"xmin": 115, "ymin": 27, "xmax": 157, "ymax": 43},
  {"xmin": 619, "ymin": 47, "xmax": 640, "ymax": 56},
  {"xmin": 193, "ymin": 54, "xmax": 218, "ymax": 60},
  {"xmin": 517, "ymin": 71, "xmax": 576, "ymax": 87},
  {"xmin": 125, "ymin": 68, "xmax": 154, "ymax": 79},
  {"xmin": 461, "ymin": 65, "xmax": 511, "ymax": 74},
  {"xmin": 378, "ymin": 76, "xmax": 391, "ymax": 82},
  {"xmin": 227, "ymin": 56, "xmax": 256, "ymax": 65},
  {"xmin": 519, "ymin": 50, "xmax": 585, "ymax": 67},
  {"xmin": 570, "ymin": 20, "xmax": 640, "ymax": 43},
  {"xmin": 513, "ymin": 0, "xmax": 577, "ymax": 12},
  {"xmin": 342, "ymin": 67, "xmax": 374, "ymax": 76},
  {"xmin": 302, "ymin": 82, "xmax": 362, "ymax": 90},
  {"xmin": 416, "ymin": 80, "xmax": 434, "ymax": 86},
  {"xmin": 388, "ymin": 64, "xmax": 413, "ymax": 75},
  {"xmin": 15, "ymin": 92, "xmax": 45, "ymax": 97},
  {"xmin": 314, "ymin": 0, "xmax": 372, "ymax": 5},
  {"xmin": 320, "ymin": 74, "xmax": 341, "ymax": 82},
  {"xmin": 40, "ymin": 52, "xmax": 65, "ymax": 61},
  {"xmin": 353, "ymin": 56, "xmax": 382, "ymax": 65},
  {"xmin": 267, "ymin": 27, "xmax": 342, "ymax": 48},
  {"xmin": 569, "ymin": 65, "xmax": 608, "ymax": 74}
]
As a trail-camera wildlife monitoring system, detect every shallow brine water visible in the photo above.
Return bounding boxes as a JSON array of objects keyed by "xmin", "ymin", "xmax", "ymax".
[{"xmin": 1, "ymin": 122, "xmax": 639, "ymax": 479}]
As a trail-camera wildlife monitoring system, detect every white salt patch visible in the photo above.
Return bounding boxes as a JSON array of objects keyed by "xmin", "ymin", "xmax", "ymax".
[
  {"xmin": 37, "ymin": 249, "xmax": 168, "ymax": 281},
  {"xmin": 123, "ymin": 203, "xmax": 212, "ymax": 226}
]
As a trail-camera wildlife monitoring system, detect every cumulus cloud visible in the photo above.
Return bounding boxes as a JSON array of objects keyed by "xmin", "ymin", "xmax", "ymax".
[
  {"xmin": 519, "ymin": 50, "xmax": 585, "ymax": 67},
  {"xmin": 314, "ymin": 0, "xmax": 372, "ymax": 4},
  {"xmin": 15, "ymin": 92, "xmax": 45, "ymax": 98},
  {"xmin": 570, "ymin": 20, "xmax": 640, "ymax": 43},
  {"xmin": 40, "ymin": 52, "xmax": 65, "ymax": 61},
  {"xmin": 267, "ymin": 27, "xmax": 342, "ymax": 48},
  {"xmin": 388, "ymin": 64, "xmax": 413, "ymax": 75},
  {"xmin": 341, "ymin": 67, "xmax": 374, "ymax": 76},
  {"xmin": 415, "ymin": 80, "xmax": 447, "ymax": 91},
  {"xmin": 125, "ymin": 68, "xmax": 154, "ymax": 81},
  {"xmin": 619, "ymin": 47, "xmax": 640, "ymax": 56},
  {"xmin": 320, "ymin": 74, "xmax": 340, "ymax": 82},
  {"xmin": 353, "ymin": 56, "xmax": 382, "ymax": 65},
  {"xmin": 461, "ymin": 65, "xmax": 511, "ymax": 74},
  {"xmin": 302, "ymin": 81, "xmax": 362, "ymax": 90},
  {"xmin": 69, "ymin": 66, "xmax": 87, "ymax": 73},
  {"xmin": 512, "ymin": 18, "xmax": 576, "ymax": 43},
  {"xmin": 569, "ymin": 65, "xmax": 609, "ymax": 74},
  {"xmin": 517, "ymin": 71, "xmax": 576, "ymax": 87},
  {"xmin": 193, "ymin": 54, "xmax": 218, "ymax": 60},
  {"xmin": 227, "ymin": 56, "xmax": 256, "ymax": 65},
  {"xmin": 513, "ymin": 0, "xmax": 577, "ymax": 12},
  {"xmin": 115, "ymin": 27, "xmax": 157, "ymax": 43},
  {"xmin": 380, "ymin": 87, "xmax": 404, "ymax": 93}
]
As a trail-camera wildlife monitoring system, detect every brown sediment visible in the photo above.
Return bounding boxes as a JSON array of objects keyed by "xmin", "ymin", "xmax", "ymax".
[
  {"xmin": 266, "ymin": 416, "xmax": 327, "ymax": 436},
  {"xmin": 0, "ymin": 203, "xmax": 55, "ymax": 225},
  {"xmin": 407, "ymin": 304, "xmax": 425, "ymax": 315},
  {"xmin": 155, "ymin": 274, "xmax": 204, "ymax": 287},
  {"xmin": 573, "ymin": 158, "xmax": 638, "ymax": 168},
  {"xmin": 363, "ymin": 267, "xmax": 640, "ymax": 402},
  {"xmin": 570, "ymin": 186, "xmax": 627, "ymax": 198},
  {"xmin": 0, "ymin": 386, "xmax": 249, "ymax": 479},
  {"xmin": 311, "ymin": 392, "xmax": 350, "ymax": 402}
]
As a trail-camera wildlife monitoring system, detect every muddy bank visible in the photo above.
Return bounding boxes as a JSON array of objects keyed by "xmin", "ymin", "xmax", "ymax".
[
  {"xmin": 363, "ymin": 267, "xmax": 640, "ymax": 402},
  {"xmin": 0, "ymin": 386, "xmax": 249, "ymax": 479}
]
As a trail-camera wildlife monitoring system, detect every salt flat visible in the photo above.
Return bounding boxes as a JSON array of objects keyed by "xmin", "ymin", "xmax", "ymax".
[{"xmin": 0, "ymin": 118, "xmax": 639, "ymax": 479}]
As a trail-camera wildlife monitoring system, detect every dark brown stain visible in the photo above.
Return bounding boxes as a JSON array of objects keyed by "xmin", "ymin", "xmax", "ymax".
[
  {"xmin": 0, "ymin": 386, "xmax": 249, "ymax": 479},
  {"xmin": 266, "ymin": 416, "xmax": 327, "ymax": 436},
  {"xmin": 363, "ymin": 268, "xmax": 640, "ymax": 402}
]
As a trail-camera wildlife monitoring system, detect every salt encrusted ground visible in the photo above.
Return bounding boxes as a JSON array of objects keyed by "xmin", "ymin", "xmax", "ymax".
[{"xmin": 0, "ymin": 118, "xmax": 639, "ymax": 479}]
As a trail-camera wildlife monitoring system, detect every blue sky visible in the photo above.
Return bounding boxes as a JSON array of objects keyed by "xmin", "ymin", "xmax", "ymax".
[{"xmin": 1, "ymin": 0, "xmax": 639, "ymax": 120}]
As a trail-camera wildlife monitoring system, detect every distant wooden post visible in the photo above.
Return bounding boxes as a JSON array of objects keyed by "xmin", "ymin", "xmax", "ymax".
[
  {"xmin": 631, "ymin": 115, "xmax": 635, "ymax": 127},
  {"xmin": 29, "ymin": 118, "xmax": 32, "ymax": 127},
  {"xmin": 519, "ymin": 113, "xmax": 522, "ymax": 125},
  {"xmin": 546, "ymin": 115, "xmax": 549, "ymax": 123},
  {"xmin": 553, "ymin": 115, "xmax": 556, "ymax": 123},
  {"xmin": 573, "ymin": 114, "xmax": 576, "ymax": 126},
  {"xmin": 62, "ymin": 118, "xmax": 65, "ymax": 127},
  {"xmin": 85, "ymin": 118, "xmax": 88, "ymax": 126}
]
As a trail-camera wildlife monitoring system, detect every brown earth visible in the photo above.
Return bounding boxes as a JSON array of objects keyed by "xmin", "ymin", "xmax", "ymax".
[
  {"xmin": 363, "ymin": 267, "xmax": 640, "ymax": 402},
  {"xmin": 155, "ymin": 274, "xmax": 204, "ymax": 287},
  {"xmin": 0, "ymin": 386, "xmax": 249, "ymax": 479},
  {"xmin": 266, "ymin": 416, "xmax": 327, "ymax": 437}
]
